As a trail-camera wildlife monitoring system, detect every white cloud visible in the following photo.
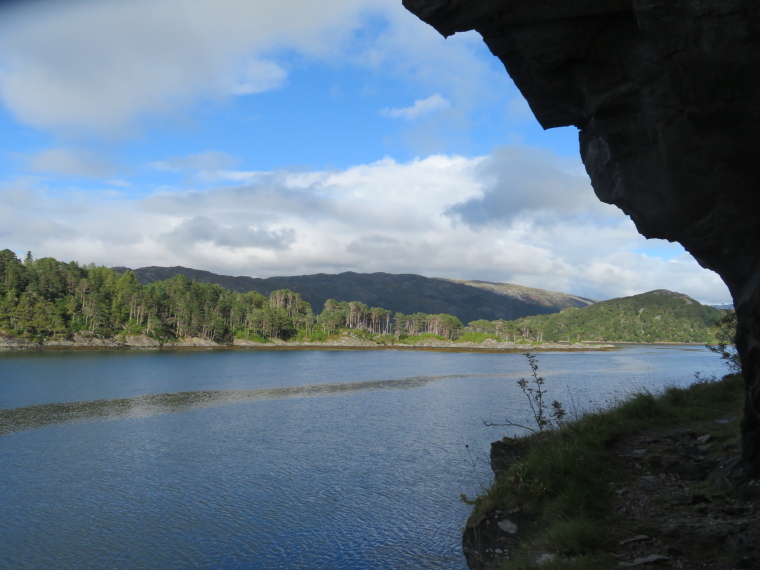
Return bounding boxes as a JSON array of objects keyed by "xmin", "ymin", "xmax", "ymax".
[
  {"xmin": 25, "ymin": 148, "xmax": 117, "ymax": 178},
  {"xmin": 0, "ymin": 145, "xmax": 732, "ymax": 305},
  {"xmin": 227, "ymin": 59, "xmax": 288, "ymax": 95},
  {"xmin": 0, "ymin": 0, "xmax": 388, "ymax": 135},
  {"xmin": 445, "ymin": 145, "xmax": 608, "ymax": 226},
  {"xmin": 158, "ymin": 216, "xmax": 296, "ymax": 250},
  {"xmin": 0, "ymin": 0, "xmax": 515, "ymax": 140},
  {"xmin": 381, "ymin": 93, "xmax": 451, "ymax": 120}
]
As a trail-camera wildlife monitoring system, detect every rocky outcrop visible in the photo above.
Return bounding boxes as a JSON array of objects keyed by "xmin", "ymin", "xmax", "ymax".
[
  {"xmin": 0, "ymin": 334, "xmax": 38, "ymax": 350},
  {"xmin": 403, "ymin": 0, "xmax": 760, "ymax": 473}
]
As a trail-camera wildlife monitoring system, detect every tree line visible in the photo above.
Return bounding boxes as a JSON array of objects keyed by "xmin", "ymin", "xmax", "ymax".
[
  {"xmin": 1, "ymin": 251, "xmax": 722, "ymax": 346},
  {"xmin": 0, "ymin": 251, "xmax": 466, "ymax": 343}
]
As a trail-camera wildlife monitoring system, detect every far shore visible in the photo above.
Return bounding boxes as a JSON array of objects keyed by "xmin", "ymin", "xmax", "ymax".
[{"xmin": 1, "ymin": 332, "xmax": 691, "ymax": 353}]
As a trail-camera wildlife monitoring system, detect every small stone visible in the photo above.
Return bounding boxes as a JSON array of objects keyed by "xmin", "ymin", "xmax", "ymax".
[
  {"xmin": 619, "ymin": 534, "xmax": 650, "ymax": 545},
  {"xmin": 536, "ymin": 553, "xmax": 557, "ymax": 565},
  {"xmin": 618, "ymin": 554, "xmax": 670, "ymax": 567},
  {"xmin": 632, "ymin": 449, "xmax": 648, "ymax": 455},
  {"xmin": 697, "ymin": 434, "xmax": 712, "ymax": 443},
  {"xmin": 497, "ymin": 519, "xmax": 518, "ymax": 534}
]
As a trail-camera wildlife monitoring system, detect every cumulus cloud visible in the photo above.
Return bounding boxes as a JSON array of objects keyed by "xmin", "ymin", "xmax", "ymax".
[
  {"xmin": 0, "ymin": 0, "xmax": 387, "ymax": 134},
  {"xmin": 381, "ymin": 93, "xmax": 451, "ymax": 120},
  {"xmin": 226, "ymin": 59, "xmax": 288, "ymax": 96},
  {"xmin": 159, "ymin": 216, "xmax": 295, "ymax": 250},
  {"xmin": 0, "ymin": 145, "xmax": 732, "ymax": 304},
  {"xmin": 0, "ymin": 0, "xmax": 515, "ymax": 143},
  {"xmin": 445, "ymin": 145, "xmax": 607, "ymax": 227}
]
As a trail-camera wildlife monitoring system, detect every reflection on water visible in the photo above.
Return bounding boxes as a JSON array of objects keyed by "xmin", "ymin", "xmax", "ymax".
[{"xmin": 0, "ymin": 373, "xmax": 476, "ymax": 435}]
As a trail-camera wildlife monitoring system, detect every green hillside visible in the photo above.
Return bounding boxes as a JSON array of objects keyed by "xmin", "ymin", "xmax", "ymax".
[{"xmin": 508, "ymin": 289, "xmax": 722, "ymax": 343}]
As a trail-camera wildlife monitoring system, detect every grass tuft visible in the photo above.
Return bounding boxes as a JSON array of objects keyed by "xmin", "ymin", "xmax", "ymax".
[
  {"xmin": 471, "ymin": 373, "xmax": 744, "ymax": 567},
  {"xmin": 539, "ymin": 517, "xmax": 610, "ymax": 555}
]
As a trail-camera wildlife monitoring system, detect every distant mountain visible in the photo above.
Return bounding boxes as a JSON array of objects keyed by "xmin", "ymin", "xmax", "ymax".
[
  {"xmin": 447, "ymin": 279, "xmax": 596, "ymax": 310},
  {"xmin": 711, "ymin": 303, "xmax": 734, "ymax": 310},
  {"xmin": 511, "ymin": 289, "xmax": 722, "ymax": 343},
  {"xmin": 114, "ymin": 266, "xmax": 592, "ymax": 325}
]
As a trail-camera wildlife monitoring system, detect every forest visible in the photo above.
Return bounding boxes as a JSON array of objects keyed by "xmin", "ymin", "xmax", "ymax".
[
  {"xmin": 0, "ymin": 250, "xmax": 721, "ymax": 345},
  {"xmin": 505, "ymin": 290, "xmax": 722, "ymax": 344},
  {"xmin": 0, "ymin": 250, "xmax": 465, "ymax": 343}
]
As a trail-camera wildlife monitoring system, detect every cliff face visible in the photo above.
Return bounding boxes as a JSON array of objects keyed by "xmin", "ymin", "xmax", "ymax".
[{"xmin": 403, "ymin": 0, "xmax": 760, "ymax": 472}]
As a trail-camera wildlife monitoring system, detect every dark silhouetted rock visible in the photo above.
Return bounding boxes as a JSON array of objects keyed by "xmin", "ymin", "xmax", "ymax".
[{"xmin": 404, "ymin": 0, "xmax": 760, "ymax": 474}]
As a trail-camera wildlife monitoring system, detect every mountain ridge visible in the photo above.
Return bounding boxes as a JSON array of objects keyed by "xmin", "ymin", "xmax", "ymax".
[
  {"xmin": 446, "ymin": 278, "xmax": 596, "ymax": 309},
  {"xmin": 114, "ymin": 265, "xmax": 597, "ymax": 324}
]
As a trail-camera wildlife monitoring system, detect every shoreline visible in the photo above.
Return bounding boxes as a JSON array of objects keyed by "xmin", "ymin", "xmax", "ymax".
[{"xmin": 0, "ymin": 333, "xmax": 620, "ymax": 353}]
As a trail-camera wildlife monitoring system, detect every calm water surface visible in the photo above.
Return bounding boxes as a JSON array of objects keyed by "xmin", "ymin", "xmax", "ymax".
[{"xmin": 0, "ymin": 346, "xmax": 723, "ymax": 569}]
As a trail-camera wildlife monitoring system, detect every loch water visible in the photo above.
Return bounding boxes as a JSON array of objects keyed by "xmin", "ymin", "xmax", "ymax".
[{"xmin": 0, "ymin": 346, "xmax": 724, "ymax": 569}]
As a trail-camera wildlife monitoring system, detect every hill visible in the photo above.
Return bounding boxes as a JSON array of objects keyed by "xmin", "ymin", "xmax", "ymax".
[
  {"xmin": 115, "ymin": 266, "xmax": 591, "ymax": 324},
  {"xmin": 447, "ymin": 279, "xmax": 596, "ymax": 309},
  {"xmin": 510, "ymin": 289, "xmax": 722, "ymax": 343}
]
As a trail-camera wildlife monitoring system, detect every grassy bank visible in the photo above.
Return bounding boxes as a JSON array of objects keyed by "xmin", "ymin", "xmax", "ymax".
[{"xmin": 467, "ymin": 372, "xmax": 746, "ymax": 569}]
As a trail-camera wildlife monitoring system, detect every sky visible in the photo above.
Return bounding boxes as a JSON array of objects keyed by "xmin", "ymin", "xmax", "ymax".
[{"xmin": 0, "ymin": 0, "xmax": 731, "ymax": 303}]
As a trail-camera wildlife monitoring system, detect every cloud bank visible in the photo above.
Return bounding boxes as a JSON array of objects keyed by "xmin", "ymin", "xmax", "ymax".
[
  {"xmin": 0, "ymin": 145, "xmax": 729, "ymax": 303},
  {"xmin": 0, "ymin": 0, "xmax": 382, "ymax": 134},
  {"xmin": 0, "ymin": 0, "xmax": 495, "ymax": 138}
]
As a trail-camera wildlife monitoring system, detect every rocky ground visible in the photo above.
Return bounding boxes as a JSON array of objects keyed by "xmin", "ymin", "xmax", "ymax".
[
  {"xmin": 467, "ymin": 415, "xmax": 760, "ymax": 569},
  {"xmin": 608, "ymin": 417, "xmax": 760, "ymax": 569}
]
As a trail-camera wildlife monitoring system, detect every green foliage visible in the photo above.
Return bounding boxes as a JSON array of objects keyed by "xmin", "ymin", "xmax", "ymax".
[
  {"xmin": 466, "ymin": 290, "xmax": 723, "ymax": 344},
  {"xmin": 456, "ymin": 331, "xmax": 500, "ymax": 343},
  {"xmin": 295, "ymin": 328, "xmax": 331, "ymax": 342},
  {"xmin": 706, "ymin": 310, "xmax": 741, "ymax": 373},
  {"xmin": 486, "ymin": 353, "xmax": 567, "ymax": 434},
  {"xmin": 394, "ymin": 333, "xmax": 446, "ymax": 344},
  {"xmin": 0, "ymin": 250, "xmax": 471, "ymax": 345},
  {"xmin": 538, "ymin": 517, "xmax": 610, "ymax": 555},
  {"xmin": 465, "ymin": 318, "xmax": 514, "ymax": 340},
  {"xmin": 234, "ymin": 331, "xmax": 270, "ymax": 343},
  {"xmin": 472, "ymin": 373, "xmax": 743, "ymax": 566}
]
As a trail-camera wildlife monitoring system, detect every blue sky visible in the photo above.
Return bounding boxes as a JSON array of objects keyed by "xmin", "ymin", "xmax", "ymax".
[{"xmin": 0, "ymin": 0, "xmax": 730, "ymax": 303}]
